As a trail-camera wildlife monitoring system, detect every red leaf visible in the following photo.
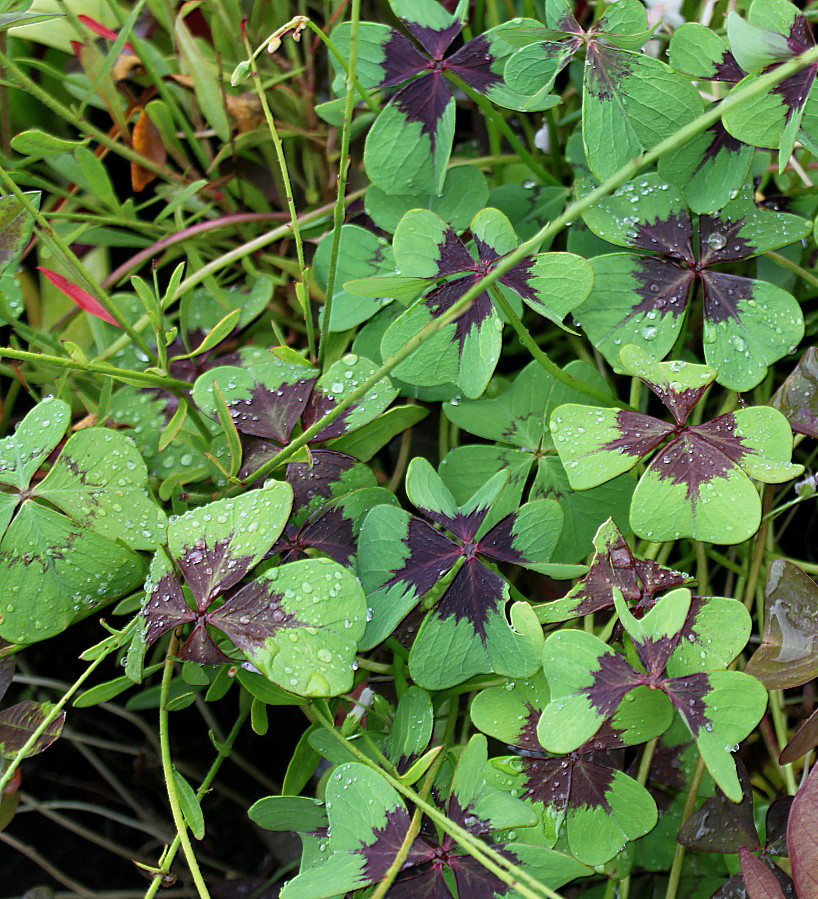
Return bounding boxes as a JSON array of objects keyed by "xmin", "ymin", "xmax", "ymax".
[
  {"xmin": 37, "ymin": 268, "xmax": 121, "ymax": 327},
  {"xmin": 739, "ymin": 849, "xmax": 786, "ymax": 899},
  {"xmin": 789, "ymin": 763, "xmax": 818, "ymax": 899},
  {"xmin": 78, "ymin": 14, "xmax": 135, "ymax": 52}
]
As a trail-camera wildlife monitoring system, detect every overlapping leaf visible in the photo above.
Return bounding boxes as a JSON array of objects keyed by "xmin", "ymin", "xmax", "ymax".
[
  {"xmin": 551, "ymin": 345, "xmax": 803, "ymax": 543},
  {"xmin": 330, "ymin": 5, "xmax": 558, "ymax": 194},
  {"xmin": 347, "ymin": 208, "xmax": 593, "ymax": 398},
  {"xmin": 771, "ymin": 347, "xmax": 818, "ymax": 438},
  {"xmin": 504, "ymin": 0, "xmax": 703, "ymax": 180},
  {"xmin": 472, "ymin": 672, "xmax": 661, "ymax": 865},
  {"xmin": 0, "ymin": 398, "xmax": 161, "ymax": 644},
  {"xmin": 358, "ymin": 457, "xmax": 576, "ymax": 689},
  {"xmin": 440, "ymin": 361, "xmax": 634, "ymax": 563},
  {"xmin": 575, "ymin": 176, "xmax": 808, "ymax": 391},
  {"xmin": 0, "ymin": 191, "xmax": 39, "ymax": 322},
  {"xmin": 538, "ymin": 588, "xmax": 767, "ymax": 800}
]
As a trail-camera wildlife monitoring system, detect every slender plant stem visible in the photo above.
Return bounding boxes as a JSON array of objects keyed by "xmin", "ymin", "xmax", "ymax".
[
  {"xmin": 143, "ymin": 705, "xmax": 250, "ymax": 899},
  {"xmin": 764, "ymin": 249, "xmax": 818, "ymax": 289},
  {"xmin": 0, "ymin": 654, "xmax": 107, "ymax": 794},
  {"xmin": 243, "ymin": 32, "xmax": 315, "ymax": 360},
  {"xmin": 663, "ymin": 755, "xmax": 706, "ymax": 899},
  {"xmin": 488, "ymin": 284, "xmax": 630, "ymax": 409},
  {"xmin": 318, "ymin": 0, "xmax": 361, "ymax": 367},
  {"xmin": 157, "ymin": 633, "xmax": 212, "ymax": 899},
  {"xmin": 0, "ymin": 348, "xmax": 192, "ymax": 390},
  {"xmin": 310, "ymin": 703, "xmax": 568, "ymax": 899}
]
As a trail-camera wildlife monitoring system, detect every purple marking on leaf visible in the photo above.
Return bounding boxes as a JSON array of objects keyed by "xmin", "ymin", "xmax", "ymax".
[
  {"xmin": 287, "ymin": 450, "xmax": 358, "ymax": 512},
  {"xmin": 633, "ymin": 633, "xmax": 679, "ymax": 679},
  {"xmin": 208, "ymin": 579, "xmax": 303, "ymax": 653},
  {"xmin": 689, "ymin": 412, "xmax": 754, "ymax": 469},
  {"xmin": 436, "ymin": 556, "xmax": 506, "ymax": 643},
  {"xmin": 766, "ymin": 796, "xmax": 794, "ymax": 856},
  {"xmin": 473, "ymin": 236, "xmax": 501, "ymax": 267},
  {"xmin": 635, "ymin": 559, "xmax": 691, "ymax": 608},
  {"xmin": 557, "ymin": 10, "xmax": 582, "ymax": 34},
  {"xmin": 176, "ymin": 623, "xmax": 232, "ymax": 665},
  {"xmin": 447, "ymin": 795, "xmax": 491, "ymax": 836},
  {"xmin": 450, "ymin": 851, "xmax": 519, "ymax": 899},
  {"xmin": 435, "ymin": 229, "xmax": 479, "ymax": 277},
  {"xmin": 700, "ymin": 270, "xmax": 756, "ymax": 326},
  {"xmin": 299, "ymin": 507, "xmax": 358, "ymax": 566},
  {"xmin": 601, "ymin": 410, "xmax": 674, "ymax": 459},
  {"xmin": 522, "ymin": 755, "xmax": 572, "ymax": 812},
  {"xmin": 143, "ymin": 571, "xmax": 194, "ymax": 646},
  {"xmin": 477, "ymin": 511, "xmax": 529, "ymax": 565},
  {"xmin": 771, "ymin": 347, "xmax": 818, "ymax": 438},
  {"xmin": 413, "ymin": 502, "xmax": 485, "ymax": 542},
  {"xmin": 388, "ymin": 864, "xmax": 451, "ymax": 899},
  {"xmin": 631, "ymin": 212, "xmax": 695, "ymax": 262},
  {"xmin": 238, "ymin": 436, "xmax": 279, "ymax": 481},
  {"xmin": 697, "ymin": 214, "xmax": 754, "ymax": 266},
  {"xmin": 176, "ymin": 538, "xmax": 258, "ymax": 610},
  {"xmin": 228, "ymin": 376, "xmax": 315, "ymax": 444},
  {"xmin": 585, "ymin": 44, "xmax": 636, "ymax": 102},
  {"xmin": 578, "ymin": 720, "xmax": 631, "ymax": 753},
  {"xmin": 404, "ymin": 21, "xmax": 462, "ymax": 60},
  {"xmin": 581, "ymin": 652, "xmax": 644, "ymax": 718},
  {"xmin": 500, "ymin": 256, "xmax": 551, "ymax": 312},
  {"xmin": 269, "ymin": 523, "xmax": 309, "ymax": 563},
  {"xmin": 385, "ymin": 516, "xmax": 462, "ymax": 596},
  {"xmin": 630, "ymin": 255, "xmax": 695, "ymax": 324},
  {"xmin": 648, "ymin": 430, "xmax": 739, "ymax": 500},
  {"xmin": 300, "ymin": 389, "xmax": 356, "ymax": 442},
  {"xmin": 699, "ymin": 121, "xmax": 746, "ymax": 167},
  {"xmin": 380, "ymin": 29, "xmax": 429, "ymax": 87},
  {"xmin": 772, "ymin": 65, "xmax": 817, "ymax": 123},
  {"xmin": 392, "ymin": 72, "xmax": 453, "ymax": 143},
  {"xmin": 649, "ymin": 740, "xmax": 689, "ymax": 790},
  {"xmin": 786, "ymin": 14, "xmax": 815, "ymax": 54},
  {"xmin": 423, "ymin": 277, "xmax": 494, "ymax": 351},
  {"xmin": 642, "ymin": 378, "xmax": 709, "ymax": 428},
  {"xmin": 662, "ymin": 672, "xmax": 712, "ymax": 735},
  {"xmin": 712, "ymin": 51, "xmax": 745, "ymax": 83},
  {"xmin": 517, "ymin": 703, "xmax": 544, "ymax": 753},
  {"xmin": 358, "ymin": 803, "xmax": 416, "ymax": 881},
  {"xmin": 447, "ymin": 35, "xmax": 504, "ymax": 94}
]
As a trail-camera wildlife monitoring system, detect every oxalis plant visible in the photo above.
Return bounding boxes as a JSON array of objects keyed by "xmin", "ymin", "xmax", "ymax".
[{"xmin": 3, "ymin": 0, "xmax": 818, "ymax": 896}]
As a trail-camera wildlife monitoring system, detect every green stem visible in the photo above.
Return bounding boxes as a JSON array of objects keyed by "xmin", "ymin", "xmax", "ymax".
[
  {"xmin": 0, "ymin": 654, "xmax": 107, "ymax": 795},
  {"xmin": 144, "ymin": 705, "xmax": 250, "ymax": 899},
  {"xmin": 447, "ymin": 72, "xmax": 560, "ymax": 187},
  {"xmin": 158, "ymin": 634, "xmax": 212, "ymax": 899},
  {"xmin": 764, "ymin": 250, "xmax": 818, "ymax": 289},
  {"xmin": 243, "ymin": 33, "xmax": 315, "ymax": 360},
  {"xmin": 664, "ymin": 756, "xmax": 705, "ymax": 899},
  {"xmin": 488, "ymin": 284, "xmax": 629, "ymax": 409},
  {"xmin": 0, "ymin": 167, "xmax": 157, "ymax": 360},
  {"xmin": 769, "ymin": 690, "xmax": 798, "ymax": 795},
  {"xmin": 317, "ymin": 0, "xmax": 361, "ymax": 368},
  {"xmin": 310, "ymin": 704, "xmax": 568, "ymax": 899},
  {"xmin": 0, "ymin": 348, "xmax": 192, "ymax": 390}
]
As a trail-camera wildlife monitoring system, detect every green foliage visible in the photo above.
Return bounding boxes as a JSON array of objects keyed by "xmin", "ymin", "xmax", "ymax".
[{"xmin": 2, "ymin": 0, "xmax": 818, "ymax": 895}]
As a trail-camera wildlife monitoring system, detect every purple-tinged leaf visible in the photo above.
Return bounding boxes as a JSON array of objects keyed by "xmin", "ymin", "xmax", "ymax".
[
  {"xmin": 0, "ymin": 654, "xmax": 13, "ymax": 705},
  {"xmin": 142, "ymin": 547, "xmax": 195, "ymax": 646},
  {"xmin": 780, "ymin": 706, "xmax": 818, "ymax": 766},
  {"xmin": 766, "ymin": 797, "xmax": 794, "ymax": 857},
  {"xmin": 788, "ymin": 757, "xmax": 818, "ymax": 899},
  {"xmin": 379, "ymin": 29, "xmax": 429, "ymax": 86},
  {"xmin": 670, "ymin": 23, "xmax": 745, "ymax": 81},
  {"xmin": 537, "ymin": 519, "xmax": 690, "ymax": 623},
  {"xmin": 677, "ymin": 759, "xmax": 760, "ymax": 853},
  {"xmin": 745, "ymin": 559, "xmax": 818, "ymax": 689},
  {"xmin": 286, "ymin": 450, "xmax": 373, "ymax": 529},
  {"xmin": 740, "ymin": 849, "xmax": 789, "ymax": 899},
  {"xmin": 432, "ymin": 557, "xmax": 505, "ymax": 644},
  {"xmin": 0, "ymin": 701, "xmax": 65, "ymax": 758},
  {"xmin": 192, "ymin": 359, "xmax": 317, "ymax": 445},
  {"xmin": 772, "ymin": 347, "xmax": 818, "ymax": 438},
  {"xmin": 177, "ymin": 624, "xmax": 232, "ymax": 665},
  {"xmin": 667, "ymin": 596, "xmax": 752, "ymax": 676},
  {"xmin": 446, "ymin": 34, "xmax": 504, "ymax": 95}
]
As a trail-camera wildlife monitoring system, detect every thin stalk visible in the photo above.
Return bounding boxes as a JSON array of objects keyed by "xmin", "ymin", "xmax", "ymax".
[
  {"xmin": 488, "ymin": 284, "xmax": 630, "ymax": 409},
  {"xmin": 0, "ymin": 167, "xmax": 157, "ymax": 359},
  {"xmin": 0, "ymin": 654, "xmax": 107, "ymax": 794},
  {"xmin": 369, "ymin": 698, "xmax": 460, "ymax": 899},
  {"xmin": 764, "ymin": 249, "xmax": 818, "ymax": 289},
  {"xmin": 243, "ymin": 31, "xmax": 315, "ymax": 360},
  {"xmin": 0, "ymin": 348, "xmax": 192, "ymax": 390},
  {"xmin": 447, "ymin": 72, "xmax": 560, "ymax": 187},
  {"xmin": 144, "ymin": 704, "xmax": 250, "ymax": 899},
  {"xmin": 664, "ymin": 755, "xmax": 706, "ymax": 899},
  {"xmin": 769, "ymin": 690, "xmax": 798, "ymax": 795},
  {"xmin": 318, "ymin": 0, "xmax": 362, "ymax": 368},
  {"xmin": 157, "ymin": 633, "xmax": 212, "ymax": 899},
  {"xmin": 310, "ymin": 704, "xmax": 568, "ymax": 899}
]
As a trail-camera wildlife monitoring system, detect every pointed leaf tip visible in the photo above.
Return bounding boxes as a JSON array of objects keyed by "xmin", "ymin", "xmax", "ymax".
[{"xmin": 38, "ymin": 268, "xmax": 121, "ymax": 327}]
